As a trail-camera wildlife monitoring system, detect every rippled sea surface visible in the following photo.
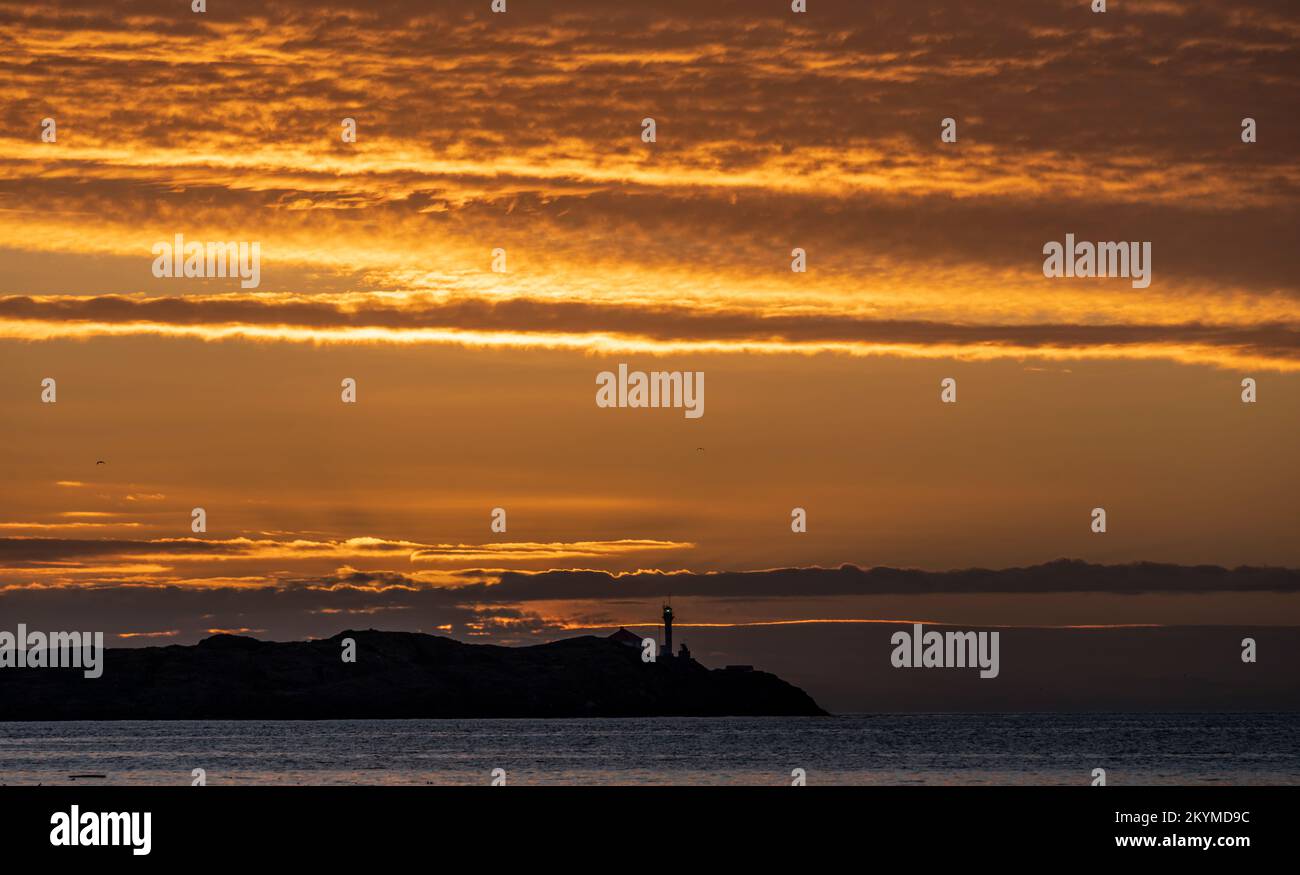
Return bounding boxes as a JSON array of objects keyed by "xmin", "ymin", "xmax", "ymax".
[{"xmin": 1, "ymin": 713, "xmax": 1296, "ymax": 786}]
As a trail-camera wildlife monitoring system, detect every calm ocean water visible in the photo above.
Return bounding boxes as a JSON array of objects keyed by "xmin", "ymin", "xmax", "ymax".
[{"xmin": 1, "ymin": 713, "xmax": 1296, "ymax": 786}]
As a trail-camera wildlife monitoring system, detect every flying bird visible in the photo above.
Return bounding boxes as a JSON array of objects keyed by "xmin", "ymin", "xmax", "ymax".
[{"xmin": 96, "ymin": 460, "xmax": 105, "ymax": 465}]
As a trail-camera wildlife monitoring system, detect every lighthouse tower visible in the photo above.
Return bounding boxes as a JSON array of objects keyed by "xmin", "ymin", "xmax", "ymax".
[{"xmin": 662, "ymin": 603, "xmax": 673, "ymax": 657}]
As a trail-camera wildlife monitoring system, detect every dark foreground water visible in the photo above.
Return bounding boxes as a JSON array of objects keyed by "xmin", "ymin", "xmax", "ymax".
[{"xmin": 1, "ymin": 713, "xmax": 1296, "ymax": 786}]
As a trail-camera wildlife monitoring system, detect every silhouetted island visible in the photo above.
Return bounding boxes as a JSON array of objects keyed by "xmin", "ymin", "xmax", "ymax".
[{"xmin": 0, "ymin": 628, "xmax": 828, "ymax": 720}]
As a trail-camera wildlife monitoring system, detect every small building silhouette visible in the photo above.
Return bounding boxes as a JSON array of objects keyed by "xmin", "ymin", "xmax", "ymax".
[{"xmin": 608, "ymin": 627, "xmax": 643, "ymax": 648}]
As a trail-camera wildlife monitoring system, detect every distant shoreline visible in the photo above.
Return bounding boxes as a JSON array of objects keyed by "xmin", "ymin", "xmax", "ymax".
[{"xmin": 0, "ymin": 629, "xmax": 828, "ymax": 721}]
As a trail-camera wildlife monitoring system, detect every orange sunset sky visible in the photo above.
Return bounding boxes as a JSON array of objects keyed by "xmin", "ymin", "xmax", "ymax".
[{"xmin": 1, "ymin": 0, "xmax": 1298, "ymax": 678}]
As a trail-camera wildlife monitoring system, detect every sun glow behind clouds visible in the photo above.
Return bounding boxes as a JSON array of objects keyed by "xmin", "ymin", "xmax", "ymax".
[{"xmin": 2, "ymin": 0, "xmax": 1297, "ymax": 373}]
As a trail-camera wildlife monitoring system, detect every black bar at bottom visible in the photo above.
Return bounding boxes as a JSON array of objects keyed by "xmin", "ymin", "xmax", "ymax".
[{"xmin": 0, "ymin": 786, "xmax": 1284, "ymax": 862}]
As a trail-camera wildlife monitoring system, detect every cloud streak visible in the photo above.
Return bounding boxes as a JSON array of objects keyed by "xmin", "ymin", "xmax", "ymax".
[{"xmin": 3, "ymin": 293, "xmax": 1297, "ymax": 369}]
